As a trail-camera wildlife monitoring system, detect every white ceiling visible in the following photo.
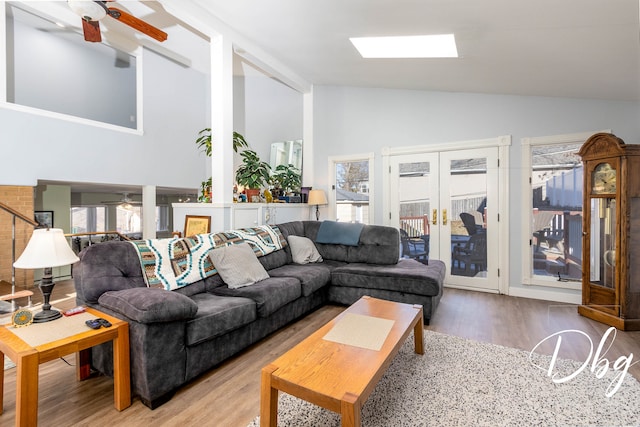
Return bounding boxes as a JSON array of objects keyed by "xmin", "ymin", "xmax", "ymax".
[
  {"xmin": 21, "ymin": 1, "xmax": 639, "ymax": 101},
  {"xmin": 188, "ymin": 0, "xmax": 640, "ymax": 101}
]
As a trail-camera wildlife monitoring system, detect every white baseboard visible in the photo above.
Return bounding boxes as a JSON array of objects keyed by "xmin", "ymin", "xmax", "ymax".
[{"xmin": 508, "ymin": 285, "xmax": 581, "ymax": 305}]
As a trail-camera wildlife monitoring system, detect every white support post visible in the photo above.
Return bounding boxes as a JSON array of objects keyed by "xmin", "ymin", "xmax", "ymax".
[
  {"xmin": 210, "ymin": 34, "xmax": 234, "ymax": 204},
  {"xmin": 302, "ymin": 89, "xmax": 314, "ymax": 188},
  {"xmin": 142, "ymin": 185, "xmax": 156, "ymax": 239}
]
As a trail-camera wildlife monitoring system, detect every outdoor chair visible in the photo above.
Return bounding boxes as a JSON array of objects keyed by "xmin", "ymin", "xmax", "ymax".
[
  {"xmin": 460, "ymin": 212, "xmax": 485, "ymax": 236},
  {"xmin": 400, "ymin": 229, "xmax": 429, "ymax": 264},
  {"xmin": 452, "ymin": 232, "xmax": 487, "ymax": 275}
]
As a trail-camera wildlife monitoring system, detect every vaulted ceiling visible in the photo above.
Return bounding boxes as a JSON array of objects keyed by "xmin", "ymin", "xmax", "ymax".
[
  {"xmin": 188, "ymin": 0, "xmax": 640, "ymax": 101},
  {"xmin": 21, "ymin": 1, "xmax": 639, "ymax": 101}
]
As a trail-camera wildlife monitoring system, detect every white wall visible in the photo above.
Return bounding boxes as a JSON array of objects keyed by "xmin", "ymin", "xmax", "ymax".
[
  {"xmin": 234, "ymin": 74, "xmax": 303, "ymax": 172},
  {"xmin": 0, "ymin": 47, "xmax": 209, "ymax": 191},
  {"xmin": 9, "ymin": 11, "xmax": 136, "ymax": 128},
  {"xmin": 312, "ymin": 84, "xmax": 640, "ymax": 300}
]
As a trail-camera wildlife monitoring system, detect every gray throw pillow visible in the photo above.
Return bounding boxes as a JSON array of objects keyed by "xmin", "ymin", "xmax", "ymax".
[
  {"xmin": 209, "ymin": 242, "xmax": 269, "ymax": 289},
  {"xmin": 288, "ymin": 235, "xmax": 323, "ymax": 264}
]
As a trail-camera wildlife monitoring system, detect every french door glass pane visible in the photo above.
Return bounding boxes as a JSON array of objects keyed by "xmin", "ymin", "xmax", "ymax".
[
  {"xmin": 397, "ymin": 161, "xmax": 431, "ymax": 259},
  {"xmin": 531, "ymin": 143, "xmax": 583, "ymax": 281},
  {"xmin": 450, "ymin": 158, "xmax": 487, "ymax": 277},
  {"xmin": 335, "ymin": 160, "xmax": 369, "ymax": 224}
]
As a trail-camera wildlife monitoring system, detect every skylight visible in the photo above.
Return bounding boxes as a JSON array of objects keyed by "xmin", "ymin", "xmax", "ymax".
[{"xmin": 350, "ymin": 34, "xmax": 458, "ymax": 58}]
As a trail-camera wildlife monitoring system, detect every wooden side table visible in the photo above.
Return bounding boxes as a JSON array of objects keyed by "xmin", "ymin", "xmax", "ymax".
[{"xmin": 0, "ymin": 307, "xmax": 130, "ymax": 426}]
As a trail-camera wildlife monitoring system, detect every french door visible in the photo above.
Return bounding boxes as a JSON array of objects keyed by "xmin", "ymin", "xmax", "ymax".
[{"xmin": 389, "ymin": 147, "xmax": 500, "ymax": 292}]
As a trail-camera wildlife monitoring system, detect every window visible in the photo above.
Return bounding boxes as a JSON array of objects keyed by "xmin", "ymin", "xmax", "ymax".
[
  {"xmin": 521, "ymin": 132, "xmax": 597, "ymax": 289},
  {"xmin": 330, "ymin": 154, "xmax": 374, "ymax": 224},
  {"xmin": 71, "ymin": 207, "xmax": 106, "ymax": 234},
  {"xmin": 156, "ymin": 206, "xmax": 169, "ymax": 232},
  {"xmin": 117, "ymin": 206, "xmax": 141, "ymax": 235},
  {"xmin": 5, "ymin": 3, "xmax": 138, "ymax": 129}
]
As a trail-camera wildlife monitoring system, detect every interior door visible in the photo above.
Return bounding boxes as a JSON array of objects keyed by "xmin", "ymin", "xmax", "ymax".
[{"xmin": 390, "ymin": 147, "xmax": 499, "ymax": 292}]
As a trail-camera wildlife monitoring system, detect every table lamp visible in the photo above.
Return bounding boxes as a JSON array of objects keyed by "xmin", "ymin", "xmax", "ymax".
[
  {"xmin": 307, "ymin": 190, "xmax": 328, "ymax": 221},
  {"xmin": 13, "ymin": 228, "xmax": 79, "ymax": 322}
]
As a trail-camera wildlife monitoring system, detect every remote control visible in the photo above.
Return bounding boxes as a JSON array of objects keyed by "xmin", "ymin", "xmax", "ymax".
[
  {"xmin": 85, "ymin": 318, "xmax": 112, "ymax": 329},
  {"xmin": 85, "ymin": 319, "xmax": 101, "ymax": 329},
  {"xmin": 97, "ymin": 318, "xmax": 112, "ymax": 328},
  {"xmin": 63, "ymin": 306, "xmax": 86, "ymax": 316}
]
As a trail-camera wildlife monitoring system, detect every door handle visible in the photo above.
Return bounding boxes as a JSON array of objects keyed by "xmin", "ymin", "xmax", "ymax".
[
  {"xmin": 432, "ymin": 209, "xmax": 437, "ymax": 225},
  {"xmin": 443, "ymin": 209, "xmax": 448, "ymax": 225}
]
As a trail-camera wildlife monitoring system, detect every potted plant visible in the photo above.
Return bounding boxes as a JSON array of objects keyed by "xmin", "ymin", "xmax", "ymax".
[
  {"xmin": 195, "ymin": 129, "xmax": 249, "ymax": 201},
  {"xmin": 198, "ymin": 177, "xmax": 212, "ymax": 202},
  {"xmin": 271, "ymin": 163, "xmax": 302, "ymax": 195},
  {"xmin": 196, "ymin": 128, "xmax": 249, "ymax": 155},
  {"xmin": 235, "ymin": 150, "xmax": 271, "ymax": 201}
]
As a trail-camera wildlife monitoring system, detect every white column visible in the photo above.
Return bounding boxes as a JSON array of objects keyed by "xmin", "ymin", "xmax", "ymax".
[
  {"xmin": 210, "ymin": 33, "xmax": 234, "ymax": 204},
  {"xmin": 142, "ymin": 185, "xmax": 156, "ymax": 239},
  {"xmin": 302, "ymin": 88, "xmax": 314, "ymax": 188}
]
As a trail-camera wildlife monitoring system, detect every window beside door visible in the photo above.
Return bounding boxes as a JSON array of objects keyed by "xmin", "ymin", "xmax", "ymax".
[
  {"xmin": 331, "ymin": 154, "xmax": 374, "ymax": 224},
  {"xmin": 522, "ymin": 133, "xmax": 588, "ymax": 288}
]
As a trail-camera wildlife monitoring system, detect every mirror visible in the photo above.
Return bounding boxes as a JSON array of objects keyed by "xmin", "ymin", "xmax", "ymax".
[{"xmin": 270, "ymin": 140, "xmax": 303, "ymax": 171}]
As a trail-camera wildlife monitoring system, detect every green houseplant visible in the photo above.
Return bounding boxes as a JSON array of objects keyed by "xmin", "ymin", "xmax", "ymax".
[
  {"xmin": 195, "ymin": 129, "xmax": 249, "ymax": 202},
  {"xmin": 196, "ymin": 128, "xmax": 249, "ymax": 156},
  {"xmin": 271, "ymin": 163, "xmax": 302, "ymax": 195},
  {"xmin": 235, "ymin": 150, "xmax": 271, "ymax": 201}
]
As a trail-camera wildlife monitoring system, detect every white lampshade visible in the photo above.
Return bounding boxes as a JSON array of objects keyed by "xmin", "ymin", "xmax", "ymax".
[
  {"xmin": 14, "ymin": 228, "xmax": 79, "ymax": 269},
  {"xmin": 307, "ymin": 190, "xmax": 328, "ymax": 206}
]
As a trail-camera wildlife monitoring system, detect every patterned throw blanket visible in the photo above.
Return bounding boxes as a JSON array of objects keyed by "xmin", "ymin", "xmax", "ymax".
[{"xmin": 130, "ymin": 225, "xmax": 287, "ymax": 291}]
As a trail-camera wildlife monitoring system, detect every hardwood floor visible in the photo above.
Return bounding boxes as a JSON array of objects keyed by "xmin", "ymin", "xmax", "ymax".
[{"xmin": 2, "ymin": 281, "xmax": 640, "ymax": 426}]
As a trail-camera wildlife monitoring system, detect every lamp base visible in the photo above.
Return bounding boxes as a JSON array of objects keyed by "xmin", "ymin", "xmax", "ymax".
[
  {"xmin": 34, "ymin": 268, "xmax": 61, "ymax": 323},
  {"xmin": 33, "ymin": 308, "xmax": 62, "ymax": 323}
]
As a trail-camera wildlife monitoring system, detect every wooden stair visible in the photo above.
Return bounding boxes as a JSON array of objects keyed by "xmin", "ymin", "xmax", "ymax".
[{"xmin": 0, "ymin": 280, "xmax": 33, "ymax": 307}]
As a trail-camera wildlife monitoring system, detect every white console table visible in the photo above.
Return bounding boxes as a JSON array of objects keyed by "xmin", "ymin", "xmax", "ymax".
[{"xmin": 172, "ymin": 202, "xmax": 315, "ymax": 234}]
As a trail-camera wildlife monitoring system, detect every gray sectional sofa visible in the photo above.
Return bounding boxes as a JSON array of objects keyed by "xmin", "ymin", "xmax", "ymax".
[{"xmin": 73, "ymin": 220, "xmax": 445, "ymax": 409}]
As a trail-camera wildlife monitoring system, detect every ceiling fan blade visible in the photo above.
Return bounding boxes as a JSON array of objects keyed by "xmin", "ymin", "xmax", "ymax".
[
  {"xmin": 107, "ymin": 7, "xmax": 167, "ymax": 42},
  {"xmin": 82, "ymin": 18, "xmax": 102, "ymax": 42}
]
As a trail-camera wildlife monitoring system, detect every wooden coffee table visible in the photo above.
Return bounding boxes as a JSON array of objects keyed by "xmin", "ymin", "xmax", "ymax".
[{"xmin": 260, "ymin": 296, "xmax": 424, "ymax": 427}]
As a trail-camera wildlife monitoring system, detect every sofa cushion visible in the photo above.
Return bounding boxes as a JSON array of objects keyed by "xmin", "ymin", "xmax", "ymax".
[
  {"xmin": 98, "ymin": 288, "xmax": 198, "ymax": 324},
  {"xmin": 186, "ymin": 294, "xmax": 257, "ymax": 345},
  {"xmin": 74, "ymin": 241, "xmax": 146, "ymax": 304},
  {"xmin": 331, "ymin": 259, "xmax": 445, "ymax": 297},
  {"xmin": 288, "ymin": 236, "xmax": 323, "ymax": 264},
  {"xmin": 259, "ymin": 247, "xmax": 290, "ymax": 271},
  {"xmin": 209, "ymin": 242, "xmax": 270, "ymax": 289},
  {"xmin": 282, "ymin": 221, "xmax": 400, "ymax": 265},
  {"xmin": 210, "ymin": 277, "xmax": 302, "ymax": 317},
  {"xmin": 268, "ymin": 263, "xmax": 331, "ymax": 297}
]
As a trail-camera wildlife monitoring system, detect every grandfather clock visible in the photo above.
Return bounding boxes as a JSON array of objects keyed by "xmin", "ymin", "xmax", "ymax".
[{"xmin": 578, "ymin": 133, "xmax": 640, "ymax": 330}]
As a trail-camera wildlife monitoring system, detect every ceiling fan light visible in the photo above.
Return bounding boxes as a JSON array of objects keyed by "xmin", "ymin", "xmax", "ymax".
[{"xmin": 68, "ymin": 1, "xmax": 107, "ymax": 22}]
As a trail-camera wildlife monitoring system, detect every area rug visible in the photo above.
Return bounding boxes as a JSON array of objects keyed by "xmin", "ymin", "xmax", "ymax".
[{"xmin": 248, "ymin": 330, "xmax": 640, "ymax": 426}]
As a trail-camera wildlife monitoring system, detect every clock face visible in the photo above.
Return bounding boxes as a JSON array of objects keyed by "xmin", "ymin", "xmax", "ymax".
[{"xmin": 592, "ymin": 163, "xmax": 617, "ymax": 194}]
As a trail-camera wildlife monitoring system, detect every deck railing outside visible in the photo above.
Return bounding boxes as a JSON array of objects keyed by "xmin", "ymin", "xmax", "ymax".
[{"xmin": 399, "ymin": 215, "xmax": 430, "ymax": 237}]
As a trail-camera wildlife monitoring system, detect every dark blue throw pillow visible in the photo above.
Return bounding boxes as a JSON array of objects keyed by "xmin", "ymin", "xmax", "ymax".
[{"xmin": 315, "ymin": 221, "xmax": 364, "ymax": 246}]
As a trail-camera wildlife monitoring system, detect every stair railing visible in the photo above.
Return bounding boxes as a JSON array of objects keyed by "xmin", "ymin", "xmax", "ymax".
[{"xmin": 0, "ymin": 201, "xmax": 39, "ymax": 311}]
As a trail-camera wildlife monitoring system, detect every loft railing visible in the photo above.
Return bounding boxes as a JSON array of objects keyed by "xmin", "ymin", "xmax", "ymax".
[
  {"xmin": 0, "ymin": 202, "xmax": 38, "ymax": 311},
  {"xmin": 65, "ymin": 231, "xmax": 132, "ymax": 254}
]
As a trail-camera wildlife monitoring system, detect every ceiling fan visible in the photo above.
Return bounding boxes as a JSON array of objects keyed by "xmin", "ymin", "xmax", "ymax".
[
  {"xmin": 100, "ymin": 193, "xmax": 142, "ymax": 209},
  {"xmin": 67, "ymin": 1, "xmax": 167, "ymax": 43}
]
